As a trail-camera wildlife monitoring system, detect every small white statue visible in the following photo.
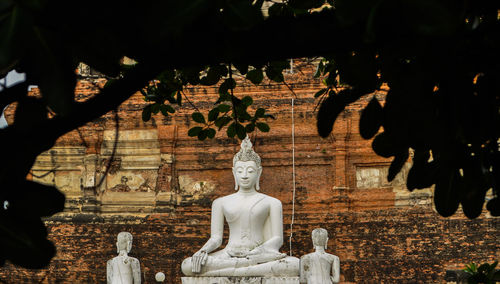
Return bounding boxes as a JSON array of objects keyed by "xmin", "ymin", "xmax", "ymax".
[
  {"xmin": 107, "ymin": 232, "xmax": 141, "ymax": 284},
  {"xmin": 181, "ymin": 136, "xmax": 299, "ymax": 277},
  {"xmin": 300, "ymin": 228, "xmax": 340, "ymax": 284}
]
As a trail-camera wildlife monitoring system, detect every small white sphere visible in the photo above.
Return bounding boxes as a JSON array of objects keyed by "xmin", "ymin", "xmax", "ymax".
[{"xmin": 155, "ymin": 272, "xmax": 165, "ymax": 282}]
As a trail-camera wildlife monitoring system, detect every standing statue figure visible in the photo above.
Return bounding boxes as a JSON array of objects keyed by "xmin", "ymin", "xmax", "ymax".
[
  {"xmin": 181, "ymin": 136, "xmax": 299, "ymax": 277},
  {"xmin": 107, "ymin": 232, "xmax": 141, "ymax": 284},
  {"xmin": 299, "ymin": 228, "xmax": 340, "ymax": 284}
]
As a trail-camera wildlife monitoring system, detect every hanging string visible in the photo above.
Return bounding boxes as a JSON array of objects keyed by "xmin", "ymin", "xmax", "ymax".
[{"xmin": 289, "ymin": 98, "xmax": 296, "ymax": 256}]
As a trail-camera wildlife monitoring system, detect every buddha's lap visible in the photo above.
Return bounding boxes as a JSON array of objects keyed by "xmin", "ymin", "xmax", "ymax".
[{"xmin": 181, "ymin": 254, "xmax": 299, "ymax": 276}]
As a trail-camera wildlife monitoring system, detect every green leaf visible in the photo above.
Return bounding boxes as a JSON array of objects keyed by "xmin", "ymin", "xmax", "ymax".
[
  {"xmin": 200, "ymin": 65, "xmax": 223, "ymax": 85},
  {"xmin": 208, "ymin": 108, "xmax": 220, "ymax": 122},
  {"xmin": 246, "ymin": 69, "xmax": 264, "ymax": 84},
  {"xmin": 245, "ymin": 123, "xmax": 255, "ymax": 133},
  {"xmin": 314, "ymin": 61, "xmax": 325, "ymax": 78},
  {"xmin": 314, "ymin": 88, "xmax": 327, "ymax": 98},
  {"xmin": 151, "ymin": 103, "xmax": 160, "ymax": 114},
  {"xmin": 242, "ymin": 96, "xmax": 253, "ymax": 106},
  {"xmin": 192, "ymin": 112, "xmax": 205, "ymax": 123},
  {"xmin": 235, "ymin": 122, "xmax": 246, "ymax": 139},
  {"xmin": 360, "ymin": 97, "xmax": 383, "ymax": 139},
  {"xmin": 198, "ymin": 129, "xmax": 208, "ymax": 140},
  {"xmin": 264, "ymin": 114, "xmax": 276, "ymax": 120},
  {"xmin": 176, "ymin": 91, "xmax": 182, "ymax": 106},
  {"xmin": 255, "ymin": 108, "xmax": 265, "ymax": 118},
  {"xmin": 256, "ymin": 122, "xmax": 270, "ymax": 132},
  {"xmin": 142, "ymin": 105, "xmax": 152, "ymax": 122},
  {"xmin": 217, "ymin": 92, "xmax": 232, "ymax": 103},
  {"xmin": 188, "ymin": 126, "xmax": 203, "ymax": 137},
  {"xmin": 160, "ymin": 104, "xmax": 175, "ymax": 116},
  {"xmin": 206, "ymin": 128, "xmax": 216, "ymax": 139},
  {"xmin": 215, "ymin": 116, "xmax": 232, "ymax": 130},
  {"xmin": 265, "ymin": 64, "xmax": 284, "ymax": 82},
  {"xmin": 218, "ymin": 104, "xmax": 231, "ymax": 112},
  {"xmin": 227, "ymin": 122, "xmax": 236, "ymax": 138},
  {"xmin": 219, "ymin": 78, "xmax": 237, "ymax": 94}
]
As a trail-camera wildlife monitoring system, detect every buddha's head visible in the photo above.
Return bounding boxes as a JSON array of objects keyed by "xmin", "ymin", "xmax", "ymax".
[
  {"xmin": 116, "ymin": 232, "xmax": 133, "ymax": 254},
  {"xmin": 232, "ymin": 136, "xmax": 262, "ymax": 191},
  {"xmin": 312, "ymin": 228, "xmax": 328, "ymax": 249}
]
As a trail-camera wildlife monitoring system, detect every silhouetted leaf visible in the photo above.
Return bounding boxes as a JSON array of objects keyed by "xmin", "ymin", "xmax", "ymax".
[
  {"xmin": 227, "ymin": 122, "xmax": 236, "ymax": 137},
  {"xmin": 14, "ymin": 97, "xmax": 46, "ymax": 127},
  {"xmin": 255, "ymin": 108, "xmax": 265, "ymax": 118},
  {"xmin": 197, "ymin": 129, "xmax": 208, "ymax": 140},
  {"xmin": 388, "ymin": 150, "xmax": 408, "ymax": 182},
  {"xmin": 371, "ymin": 132, "xmax": 396, "ymax": 158},
  {"xmin": 222, "ymin": 0, "xmax": 263, "ymax": 31},
  {"xmin": 215, "ymin": 116, "xmax": 232, "ymax": 130},
  {"xmin": 460, "ymin": 159, "xmax": 490, "ymax": 219},
  {"xmin": 151, "ymin": 103, "xmax": 160, "ymax": 114},
  {"xmin": 434, "ymin": 170, "xmax": 461, "ymax": 217},
  {"xmin": 208, "ymin": 108, "xmax": 219, "ymax": 122},
  {"xmin": 265, "ymin": 64, "xmax": 284, "ymax": 82},
  {"xmin": 188, "ymin": 126, "xmax": 203, "ymax": 137},
  {"xmin": 246, "ymin": 69, "xmax": 264, "ymax": 84},
  {"xmin": 406, "ymin": 150, "xmax": 437, "ymax": 190},
  {"xmin": 206, "ymin": 128, "xmax": 216, "ymax": 139},
  {"xmin": 176, "ymin": 91, "xmax": 182, "ymax": 106},
  {"xmin": 142, "ymin": 105, "xmax": 152, "ymax": 122},
  {"xmin": 218, "ymin": 104, "xmax": 231, "ymax": 112},
  {"xmin": 317, "ymin": 92, "xmax": 346, "ymax": 137},
  {"xmin": 192, "ymin": 112, "xmax": 205, "ymax": 123},
  {"xmin": 486, "ymin": 198, "xmax": 500, "ymax": 216},
  {"xmin": 219, "ymin": 78, "xmax": 236, "ymax": 94},
  {"xmin": 0, "ymin": 213, "xmax": 55, "ymax": 269},
  {"xmin": 242, "ymin": 96, "xmax": 253, "ymax": 106},
  {"xmin": 233, "ymin": 62, "xmax": 248, "ymax": 75},
  {"xmin": 160, "ymin": 104, "xmax": 175, "ymax": 116},
  {"xmin": 314, "ymin": 88, "xmax": 327, "ymax": 98},
  {"xmin": 360, "ymin": 96, "xmax": 383, "ymax": 139},
  {"xmin": 256, "ymin": 122, "xmax": 270, "ymax": 132},
  {"xmin": 245, "ymin": 123, "xmax": 255, "ymax": 132},
  {"xmin": 235, "ymin": 122, "xmax": 246, "ymax": 139}
]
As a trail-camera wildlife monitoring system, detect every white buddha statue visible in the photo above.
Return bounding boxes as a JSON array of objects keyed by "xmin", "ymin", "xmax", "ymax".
[
  {"xmin": 181, "ymin": 136, "xmax": 299, "ymax": 277},
  {"xmin": 299, "ymin": 228, "xmax": 340, "ymax": 284},
  {"xmin": 107, "ymin": 232, "xmax": 141, "ymax": 284}
]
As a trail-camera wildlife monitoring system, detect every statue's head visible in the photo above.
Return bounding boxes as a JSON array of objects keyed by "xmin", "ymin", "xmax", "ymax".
[
  {"xmin": 116, "ymin": 232, "xmax": 133, "ymax": 254},
  {"xmin": 232, "ymin": 136, "xmax": 262, "ymax": 191},
  {"xmin": 312, "ymin": 228, "xmax": 328, "ymax": 249}
]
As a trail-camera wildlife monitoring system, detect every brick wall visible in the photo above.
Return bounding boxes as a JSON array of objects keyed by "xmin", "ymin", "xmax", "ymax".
[{"xmin": 0, "ymin": 62, "xmax": 498, "ymax": 283}]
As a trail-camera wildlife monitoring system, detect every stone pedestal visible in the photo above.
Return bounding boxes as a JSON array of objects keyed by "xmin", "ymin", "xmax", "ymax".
[{"xmin": 181, "ymin": 277, "xmax": 300, "ymax": 284}]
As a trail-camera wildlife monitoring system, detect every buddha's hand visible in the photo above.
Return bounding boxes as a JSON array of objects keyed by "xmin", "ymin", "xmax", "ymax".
[
  {"xmin": 192, "ymin": 250, "xmax": 208, "ymax": 273},
  {"xmin": 246, "ymin": 246, "xmax": 265, "ymax": 257}
]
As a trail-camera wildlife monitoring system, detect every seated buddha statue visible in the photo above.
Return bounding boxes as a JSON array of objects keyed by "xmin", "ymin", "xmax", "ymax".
[{"xmin": 181, "ymin": 136, "xmax": 299, "ymax": 277}]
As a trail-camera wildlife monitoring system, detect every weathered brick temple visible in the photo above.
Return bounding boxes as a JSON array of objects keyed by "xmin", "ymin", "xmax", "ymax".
[{"xmin": 0, "ymin": 63, "xmax": 498, "ymax": 283}]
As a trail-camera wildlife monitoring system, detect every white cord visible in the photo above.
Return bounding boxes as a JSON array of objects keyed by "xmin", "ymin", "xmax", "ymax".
[{"xmin": 289, "ymin": 98, "xmax": 296, "ymax": 256}]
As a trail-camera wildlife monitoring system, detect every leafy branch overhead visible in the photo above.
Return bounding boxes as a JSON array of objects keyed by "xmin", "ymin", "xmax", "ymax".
[
  {"xmin": 0, "ymin": 0, "xmax": 498, "ymax": 270},
  {"xmin": 139, "ymin": 63, "xmax": 279, "ymax": 140}
]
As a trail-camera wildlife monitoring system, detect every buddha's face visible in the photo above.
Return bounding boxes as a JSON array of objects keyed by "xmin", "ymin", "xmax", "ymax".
[
  {"xmin": 116, "ymin": 234, "xmax": 132, "ymax": 253},
  {"xmin": 233, "ymin": 161, "xmax": 261, "ymax": 191}
]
